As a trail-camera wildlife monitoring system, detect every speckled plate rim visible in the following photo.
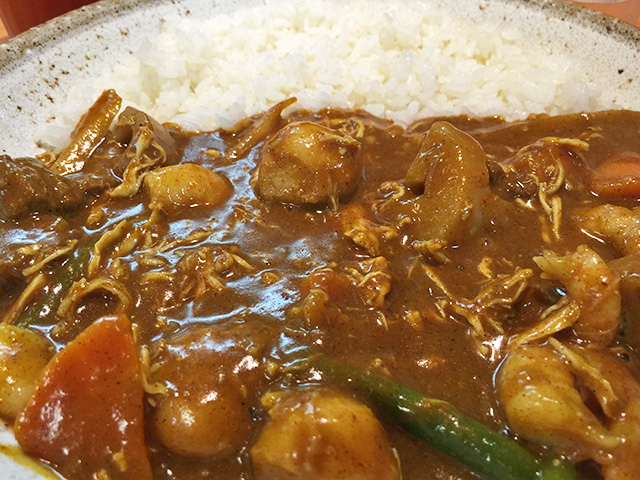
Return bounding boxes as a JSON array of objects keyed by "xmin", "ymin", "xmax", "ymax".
[
  {"xmin": 0, "ymin": 0, "xmax": 639, "ymax": 478},
  {"xmin": 0, "ymin": 0, "xmax": 639, "ymax": 158},
  {"xmin": 2, "ymin": 0, "xmax": 639, "ymax": 58}
]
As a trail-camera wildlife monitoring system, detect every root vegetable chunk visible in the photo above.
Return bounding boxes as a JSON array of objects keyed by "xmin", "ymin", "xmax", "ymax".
[
  {"xmin": 0, "ymin": 325, "xmax": 53, "ymax": 420},
  {"xmin": 151, "ymin": 328, "xmax": 261, "ymax": 458},
  {"xmin": 145, "ymin": 163, "xmax": 233, "ymax": 214},
  {"xmin": 14, "ymin": 315, "xmax": 152, "ymax": 480},
  {"xmin": 591, "ymin": 152, "xmax": 640, "ymax": 198},
  {"xmin": 251, "ymin": 389, "xmax": 401, "ymax": 480},
  {"xmin": 397, "ymin": 121, "xmax": 489, "ymax": 243}
]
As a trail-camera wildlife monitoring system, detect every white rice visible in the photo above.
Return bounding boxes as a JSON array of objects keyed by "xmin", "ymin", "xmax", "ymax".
[{"xmin": 40, "ymin": 0, "xmax": 614, "ymax": 149}]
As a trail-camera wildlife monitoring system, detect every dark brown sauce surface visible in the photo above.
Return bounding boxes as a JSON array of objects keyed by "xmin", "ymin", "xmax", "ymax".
[{"xmin": 2, "ymin": 105, "xmax": 640, "ymax": 480}]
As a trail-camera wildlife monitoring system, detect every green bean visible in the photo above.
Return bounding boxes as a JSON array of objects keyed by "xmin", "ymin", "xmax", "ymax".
[
  {"xmin": 16, "ymin": 238, "xmax": 96, "ymax": 327},
  {"xmin": 14, "ymin": 210, "xmax": 154, "ymax": 328},
  {"xmin": 539, "ymin": 455, "xmax": 579, "ymax": 480},
  {"xmin": 308, "ymin": 357, "xmax": 576, "ymax": 480}
]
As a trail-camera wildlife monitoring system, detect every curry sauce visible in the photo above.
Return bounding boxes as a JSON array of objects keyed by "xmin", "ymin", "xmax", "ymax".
[{"xmin": 1, "ymin": 93, "xmax": 640, "ymax": 480}]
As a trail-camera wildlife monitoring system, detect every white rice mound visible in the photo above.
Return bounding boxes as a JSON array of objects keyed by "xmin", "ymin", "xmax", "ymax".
[{"xmin": 44, "ymin": 0, "xmax": 614, "ymax": 147}]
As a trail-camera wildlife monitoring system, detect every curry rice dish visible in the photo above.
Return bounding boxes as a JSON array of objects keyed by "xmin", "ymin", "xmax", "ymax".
[{"xmin": 1, "ymin": 90, "xmax": 640, "ymax": 480}]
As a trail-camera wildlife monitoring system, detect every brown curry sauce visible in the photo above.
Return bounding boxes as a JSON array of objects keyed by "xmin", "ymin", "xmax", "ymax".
[{"xmin": 1, "ymin": 100, "xmax": 640, "ymax": 480}]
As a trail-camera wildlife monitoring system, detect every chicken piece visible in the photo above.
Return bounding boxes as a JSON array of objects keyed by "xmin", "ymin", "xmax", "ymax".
[
  {"xmin": 297, "ymin": 268, "xmax": 356, "ymax": 328},
  {"xmin": 582, "ymin": 348, "xmax": 640, "ymax": 480},
  {"xmin": 251, "ymin": 388, "xmax": 401, "ymax": 480},
  {"xmin": 487, "ymin": 158, "xmax": 538, "ymax": 199},
  {"xmin": 497, "ymin": 343, "xmax": 619, "ymax": 458},
  {"xmin": 492, "ymin": 137, "xmax": 587, "ymax": 241},
  {"xmin": 0, "ymin": 325, "xmax": 53, "ymax": 420},
  {"xmin": 0, "ymin": 155, "xmax": 83, "ymax": 221},
  {"xmin": 144, "ymin": 164, "xmax": 233, "ymax": 214},
  {"xmin": 150, "ymin": 327, "xmax": 265, "ymax": 458},
  {"xmin": 339, "ymin": 204, "xmax": 397, "ymax": 256},
  {"xmin": 67, "ymin": 106, "xmax": 179, "ymax": 194},
  {"xmin": 575, "ymin": 204, "xmax": 640, "ymax": 256},
  {"xmin": 394, "ymin": 121, "xmax": 489, "ymax": 243},
  {"xmin": 534, "ymin": 245, "xmax": 621, "ymax": 345},
  {"xmin": 111, "ymin": 106, "xmax": 179, "ymax": 165},
  {"xmin": 252, "ymin": 122, "xmax": 361, "ymax": 207},
  {"xmin": 504, "ymin": 137, "xmax": 587, "ymax": 196},
  {"xmin": 301, "ymin": 269, "xmax": 354, "ymax": 303},
  {"xmin": 507, "ymin": 298, "xmax": 581, "ymax": 350},
  {"xmin": 609, "ymin": 253, "xmax": 640, "ymax": 353},
  {"xmin": 498, "ymin": 341, "xmax": 640, "ymax": 479}
]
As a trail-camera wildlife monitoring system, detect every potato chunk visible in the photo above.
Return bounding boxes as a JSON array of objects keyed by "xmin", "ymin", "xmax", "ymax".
[
  {"xmin": 0, "ymin": 325, "xmax": 53, "ymax": 420},
  {"xmin": 251, "ymin": 389, "xmax": 401, "ymax": 480},
  {"xmin": 151, "ymin": 328, "xmax": 263, "ymax": 458},
  {"xmin": 253, "ymin": 122, "xmax": 361, "ymax": 207},
  {"xmin": 144, "ymin": 163, "xmax": 232, "ymax": 214}
]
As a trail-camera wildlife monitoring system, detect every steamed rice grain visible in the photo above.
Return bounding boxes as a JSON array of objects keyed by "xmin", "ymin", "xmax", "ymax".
[{"xmin": 44, "ymin": 0, "xmax": 614, "ymax": 148}]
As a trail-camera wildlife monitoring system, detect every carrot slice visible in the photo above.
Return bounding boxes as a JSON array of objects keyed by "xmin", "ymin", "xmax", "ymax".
[
  {"xmin": 591, "ymin": 152, "xmax": 640, "ymax": 198},
  {"xmin": 14, "ymin": 315, "xmax": 152, "ymax": 480}
]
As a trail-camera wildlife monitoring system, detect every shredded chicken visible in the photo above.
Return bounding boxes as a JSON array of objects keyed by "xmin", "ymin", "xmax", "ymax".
[
  {"xmin": 404, "ymin": 310, "xmax": 424, "ymax": 331},
  {"xmin": 412, "ymin": 239, "xmax": 450, "ymax": 264},
  {"xmin": 137, "ymin": 246, "xmax": 254, "ymax": 310},
  {"xmin": 177, "ymin": 248, "xmax": 234, "ymax": 300},
  {"xmin": 449, "ymin": 268, "xmax": 533, "ymax": 349},
  {"xmin": 423, "ymin": 263, "xmax": 533, "ymax": 357},
  {"xmin": 373, "ymin": 182, "xmax": 408, "ymax": 213},
  {"xmin": 22, "ymin": 239, "xmax": 78, "ymax": 277},
  {"xmin": 57, "ymin": 276, "xmax": 132, "ymax": 319},
  {"xmin": 108, "ymin": 127, "xmax": 168, "ymax": 198},
  {"xmin": 2, "ymin": 273, "xmax": 46, "ymax": 325},
  {"xmin": 346, "ymin": 257, "xmax": 392, "ymax": 308},
  {"xmin": 140, "ymin": 346, "xmax": 169, "ymax": 396},
  {"xmin": 508, "ymin": 297, "xmax": 581, "ymax": 350},
  {"xmin": 329, "ymin": 117, "xmax": 366, "ymax": 139},
  {"xmin": 534, "ymin": 245, "xmax": 621, "ymax": 345},
  {"xmin": 89, "ymin": 220, "xmax": 132, "ymax": 277},
  {"xmin": 504, "ymin": 137, "xmax": 586, "ymax": 241},
  {"xmin": 155, "ymin": 229, "xmax": 213, "ymax": 254},
  {"xmin": 339, "ymin": 205, "xmax": 398, "ymax": 256}
]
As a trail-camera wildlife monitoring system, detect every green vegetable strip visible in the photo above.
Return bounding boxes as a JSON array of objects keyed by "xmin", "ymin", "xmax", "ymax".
[
  {"xmin": 15, "ymin": 213, "xmax": 150, "ymax": 327},
  {"xmin": 311, "ymin": 357, "xmax": 576, "ymax": 480},
  {"xmin": 538, "ymin": 455, "xmax": 579, "ymax": 480},
  {"xmin": 17, "ymin": 238, "xmax": 96, "ymax": 327}
]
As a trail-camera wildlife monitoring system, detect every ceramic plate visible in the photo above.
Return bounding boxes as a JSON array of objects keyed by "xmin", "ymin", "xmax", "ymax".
[{"xmin": 0, "ymin": 0, "xmax": 639, "ymax": 478}]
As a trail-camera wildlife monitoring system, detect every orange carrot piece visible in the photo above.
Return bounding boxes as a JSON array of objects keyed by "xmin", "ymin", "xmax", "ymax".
[
  {"xmin": 14, "ymin": 315, "xmax": 152, "ymax": 480},
  {"xmin": 591, "ymin": 152, "xmax": 640, "ymax": 198}
]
